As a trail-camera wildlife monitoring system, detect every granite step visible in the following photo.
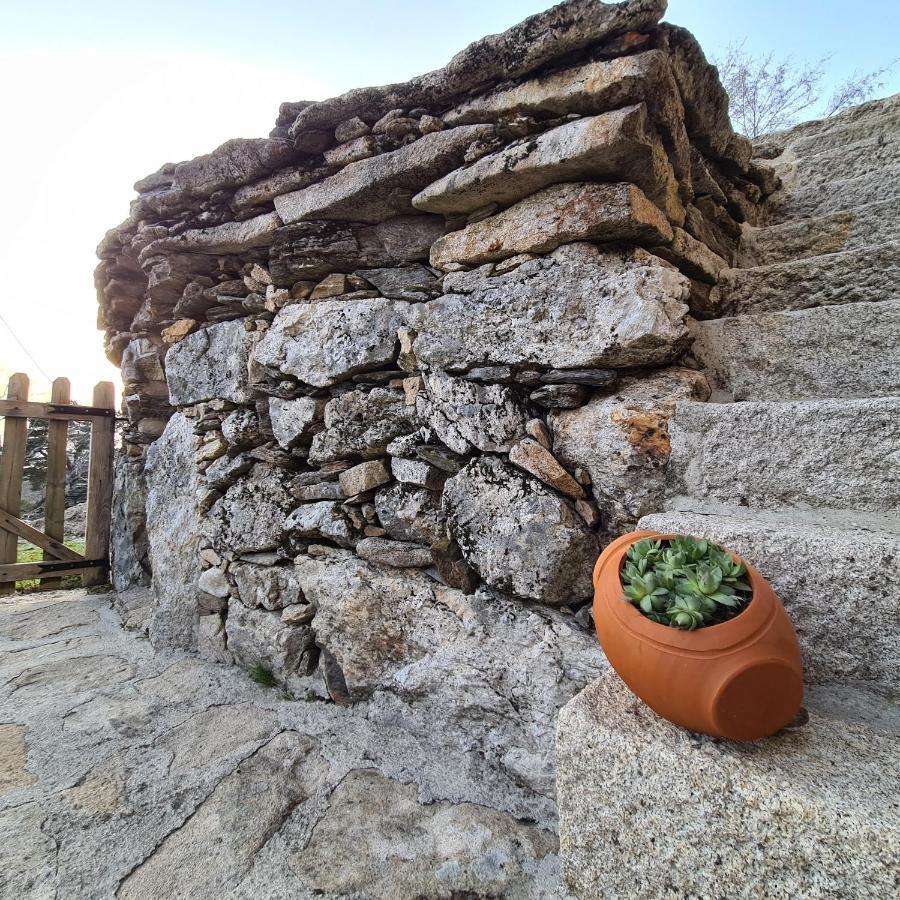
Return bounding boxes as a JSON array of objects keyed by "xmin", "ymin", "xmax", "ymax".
[
  {"xmin": 711, "ymin": 240, "xmax": 900, "ymax": 315},
  {"xmin": 557, "ymin": 672, "xmax": 900, "ymax": 899},
  {"xmin": 738, "ymin": 199, "xmax": 900, "ymax": 267},
  {"xmin": 638, "ymin": 509, "xmax": 900, "ymax": 685},
  {"xmin": 769, "ymin": 164, "xmax": 900, "ymax": 222},
  {"xmin": 665, "ymin": 397, "xmax": 900, "ymax": 519},
  {"xmin": 689, "ymin": 299, "xmax": 900, "ymax": 401}
]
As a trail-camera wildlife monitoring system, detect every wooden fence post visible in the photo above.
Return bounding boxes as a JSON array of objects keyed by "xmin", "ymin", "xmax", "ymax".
[
  {"xmin": 0, "ymin": 373, "xmax": 30, "ymax": 596},
  {"xmin": 41, "ymin": 377, "xmax": 71, "ymax": 590},
  {"xmin": 82, "ymin": 382, "xmax": 116, "ymax": 588}
]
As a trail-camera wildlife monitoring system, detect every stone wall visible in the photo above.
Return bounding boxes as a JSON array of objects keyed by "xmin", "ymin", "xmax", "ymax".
[{"xmin": 96, "ymin": 0, "xmax": 770, "ymax": 850}]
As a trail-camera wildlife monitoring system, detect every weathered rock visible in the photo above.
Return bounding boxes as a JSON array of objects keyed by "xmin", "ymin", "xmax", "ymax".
[
  {"xmin": 120, "ymin": 338, "xmax": 165, "ymax": 386},
  {"xmin": 430, "ymin": 182, "xmax": 672, "ymax": 268},
  {"xmin": 144, "ymin": 413, "xmax": 203, "ymax": 649},
  {"xmin": 143, "ymin": 212, "xmax": 280, "ymax": 256},
  {"xmin": 539, "ymin": 368, "xmax": 619, "ymax": 388},
  {"xmin": 549, "ymin": 369, "xmax": 710, "ymax": 534},
  {"xmin": 268, "ymin": 396, "xmax": 324, "ymax": 448},
  {"xmin": 390, "ymin": 456, "xmax": 447, "ymax": 490},
  {"xmin": 110, "ymin": 455, "xmax": 150, "ymax": 593},
  {"xmin": 203, "ymin": 452, "xmax": 253, "ymax": 490},
  {"xmin": 443, "ymin": 456, "xmax": 598, "ymax": 605},
  {"xmin": 690, "ymin": 300, "xmax": 900, "ymax": 402},
  {"xmin": 309, "ymin": 387, "xmax": 419, "ymax": 464},
  {"xmin": 225, "ymin": 603, "xmax": 315, "ymax": 683},
  {"xmin": 323, "ymin": 135, "xmax": 378, "ymax": 167},
  {"xmin": 286, "ymin": 0, "xmax": 667, "ymax": 135},
  {"xmin": 530, "ymin": 384, "xmax": 590, "ymax": 409},
  {"xmin": 335, "ymin": 116, "xmax": 370, "ymax": 142},
  {"xmin": 413, "ymin": 105, "xmax": 683, "ymax": 224},
  {"xmin": 165, "ymin": 321, "xmax": 258, "ymax": 405},
  {"xmin": 413, "ymin": 243, "xmax": 691, "ymax": 372},
  {"xmin": 197, "ymin": 567, "xmax": 229, "ymax": 598},
  {"xmin": 652, "ymin": 225, "xmax": 728, "ymax": 283},
  {"xmin": 197, "ymin": 614, "xmax": 231, "ymax": 664},
  {"xmin": 230, "ymin": 561, "xmax": 304, "ymax": 611},
  {"xmin": 354, "ymin": 264, "xmax": 440, "ymax": 299},
  {"xmin": 375, "ymin": 482, "xmax": 447, "ymax": 545},
  {"xmin": 291, "ymin": 769, "xmax": 560, "ymax": 899},
  {"xmin": 338, "ymin": 459, "xmax": 392, "ymax": 496},
  {"xmin": 252, "ymin": 297, "xmax": 410, "ymax": 387},
  {"xmin": 292, "ymin": 480, "xmax": 345, "ymax": 502},
  {"xmin": 207, "ymin": 465, "xmax": 294, "ymax": 553},
  {"xmin": 355, "ymin": 537, "xmax": 433, "ymax": 568},
  {"xmin": 274, "ymin": 125, "xmax": 495, "ymax": 224},
  {"xmin": 509, "ymin": 438, "xmax": 584, "ymax": 500},
  {"xmin": 666, "ymin": 398, "xmax": 900, "ymax": 517},
  {"xmin": 220, "ymin": 408, "xmax": 260, "ymax": 448},
  {"xmin": 284, "ymin": 501, "xmax": 358, "ymax": 547},
  {"xmin": 416, "ymin": 370, "xmax": 528, "ymax": 454},
  {"xmin": 269, "ymin": 216, "xmax": 445, "ymax": 284},
  {"xmin": 557, "ymin": 674, "xmax": 900, "ymax": 900}
]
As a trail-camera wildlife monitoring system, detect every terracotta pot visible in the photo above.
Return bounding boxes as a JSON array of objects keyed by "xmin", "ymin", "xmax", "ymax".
[{"xmin": 592, "ymin": 530, "xmax": 803, "ymax": 741}]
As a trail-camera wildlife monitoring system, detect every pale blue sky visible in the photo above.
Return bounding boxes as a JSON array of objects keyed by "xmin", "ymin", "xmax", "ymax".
[{"xmin": 1, "ymin": 1, "xmax": 897, "ymax": 401}]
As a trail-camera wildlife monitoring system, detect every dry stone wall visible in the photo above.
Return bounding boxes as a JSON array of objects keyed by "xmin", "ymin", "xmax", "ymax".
[{"xmin": 97, "ymin": 0, "xmax": 770, "ymax": 857}]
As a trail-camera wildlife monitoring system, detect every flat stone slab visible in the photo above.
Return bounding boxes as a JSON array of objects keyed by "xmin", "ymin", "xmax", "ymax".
[
  {"xmin": 666, "ymin": 397, "xmax": 900, "ymax": 518},
  {"xmin": 412, "ymin": 243, "xmax": 691, "ymax": 373},
  {"xmin": 412, "ymin": 104, "xmax": 683, "ymax": 224},
  {"xmin": 430, "ymin": 181, "xmax": 672, "ymax": 269},
  {"xmin": 0, "ymin": 588, "xmax": 603, "ymax": 899},
  {"xmin": 557, "ymin": 673, "xmax": 900, "ymax": 899},
  {"xmin": 691, "ymin": 300, "xmax": 900, "ymax": 401}
]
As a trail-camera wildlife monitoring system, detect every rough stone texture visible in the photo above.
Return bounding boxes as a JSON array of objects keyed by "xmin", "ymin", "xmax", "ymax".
[
  {"xmin": 285, "ymin": 0, "xmax": 667, "ymax": 134},
  {"xmin": 309, "ymin": 387, "xmax": 418, "ymax": 464},
  {"xmin": 268, "ymin": 396, "xmax": 324, "ymax": 448},
  {"xmin": 143, "ymin": 211, "xmax": 281, "ymax": 256},
  {"xmin": 274, "ymin": 125, "xmax": 494, "ymax": 224},
  {"xmin": 639, "ymin": 510, "xmax": 900, "ymax": 685},
  {"xmin": 712, "ymin": 241, "xmax": 900, "ymax": 315},
  {"xmin": 355, "ymin": 537, "xmax": 433, "ymax": 568},
  {"xmin": 417, "ymin": 371, "xmax": 528, "ymax": 454},
  {"xmin": 110, "ymin": 455, "xmax": 150, "ymax": 592},
  {"xmin": 413, "ymin": 105, "xmax": 683, "ymax": 224},
  {"xmin": 413, "ymin": 243, "xmax": 691, "ymax": 373},
  {"xmin": 252, "ymin": 297, "xmax": 410, "ymax": 387},
  {"xmin": 390, "ymin": 456, "xmax": 447, "ymax": 490},
  {"xmin": 509, "ymin": 438, "xmax": 584, "ymax": 500},
  {"xmin": 666, "ymin": 398, "xmax": 900, "ymax": 517},
  {"xmin": 430, "ymin": 182, "xmax": 672, "ymax": 268},
  {"xmin": 165, "ymin": 321, "xmax": 258, "ymax": 405},
  {"xmin": 375, "ymin": 483, "xmax": 447, "ymax": 545},
  {"xmin": 557, "ymin": 673, "xmax": 900, "ymax": 900},
  {"xmin": 548, "ymin": 368, "xmax": 710, "ymax": 534},
  {"xmin": 690, "ymin": 300, "xmax": 900, "ymax": 401},
  {"xmin": 338, "ymin": 459, "xmax": 391, "ymax": 496},
  {"xmin": 284, "ymin": 501, "xmax": 358, "ymax": 548},
  {"xmin": 291, "ymin": 769, "xmax": 560, "ymax": 899},
  {"xmin": 207, "ymin": 465, "xmax": 294, "ymax": 553},
  {"xmin": 442, "ymin": 456, "xmax": 598, "ymax": 606},
  {"xmin": 144, "ymin": 413, "xmax": 203, "ymax": 649},
  {"xmin": 225, "ymin": 602, "xmax": 315, "ymax": 682},
  {"xmin": 231, "ymin": 562, "xmax": 304, "ymax": 611}
]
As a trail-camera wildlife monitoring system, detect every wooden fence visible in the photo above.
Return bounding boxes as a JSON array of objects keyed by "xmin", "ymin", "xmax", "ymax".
[{"xmin": 0, "ymin": 373, "xmax": 115, "ymax": 593}]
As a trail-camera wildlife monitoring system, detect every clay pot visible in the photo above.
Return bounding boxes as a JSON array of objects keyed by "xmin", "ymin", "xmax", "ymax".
[{"xmin": 592, "ymin": 530, "xmax": 803, "ymax": 741}]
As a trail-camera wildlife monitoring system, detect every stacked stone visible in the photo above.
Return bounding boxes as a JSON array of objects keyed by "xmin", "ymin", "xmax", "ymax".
[{"xmin": 98, "ymin": 0, "xmax": 768, "ymax": 698}]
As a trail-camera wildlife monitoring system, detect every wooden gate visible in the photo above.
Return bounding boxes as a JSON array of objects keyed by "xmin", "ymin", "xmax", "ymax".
[{"xmin": 0, "ymin": 372, "xmax": 116, "ymax": 594}]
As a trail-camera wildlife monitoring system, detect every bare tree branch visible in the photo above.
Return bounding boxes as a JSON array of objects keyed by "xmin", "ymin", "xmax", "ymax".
[{"xmin": 826, "ymin": 61, "xmax": 898, "ymax": 116}]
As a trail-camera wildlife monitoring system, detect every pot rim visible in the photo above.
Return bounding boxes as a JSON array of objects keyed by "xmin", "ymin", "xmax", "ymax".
[{"xmin": 594, "ymin": 530, "xmax": 776, "ymax": 653}]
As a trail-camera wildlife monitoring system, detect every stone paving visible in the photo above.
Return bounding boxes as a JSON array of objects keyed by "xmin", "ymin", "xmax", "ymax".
[{"xmin": 0, "ymin": 589, "xmax": 569, "ymax": 899}]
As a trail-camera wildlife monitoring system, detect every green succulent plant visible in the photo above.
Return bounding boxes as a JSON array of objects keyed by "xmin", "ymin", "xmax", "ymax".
[{"xmin": 620, "ymin": 535, "xmax": 752, "ymax": 630}]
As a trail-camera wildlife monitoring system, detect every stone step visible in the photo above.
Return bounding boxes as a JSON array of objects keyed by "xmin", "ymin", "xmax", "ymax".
[
  {"xmin": 557, "ymin": 673, "xmax": 900, "ymax": 899},
  {"xmin": 739, "ymin": 199, "xmax": 900, "ymax": 266},
  {"xmin": 712, "ymin": 240, "xmax": 900, "ymax": 315},
  {"xmin": 788, "ymin": 132, "xmax": 900, "ymax": 186},
  {"xmin": 665, "ymin": 397, "xmax": 900, "ymax": 519},
  {"xmin": 689, "ymin": 300, "xmax": 900, "ymax": 401},
  {"xmin": 769, "ymin": 164, "xmax": 900, "ymax": 222},
  {"xmin": 637, "ymin": 509, "xmax": 900, "ymax": 686},
  {"xmin": 764, "ymin": 93, "xmax": 900, "ymax": 158}
]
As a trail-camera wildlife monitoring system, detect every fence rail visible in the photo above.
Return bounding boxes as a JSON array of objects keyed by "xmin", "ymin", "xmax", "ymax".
[{"xmin": 0, "ymin": 373, "xmax": 115, "ymax": 593}]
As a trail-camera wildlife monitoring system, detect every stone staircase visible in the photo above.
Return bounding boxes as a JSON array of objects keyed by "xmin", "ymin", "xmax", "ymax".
[{"xmin": 557, "ymin": 94, "xmax": 900, "ymax": 898}]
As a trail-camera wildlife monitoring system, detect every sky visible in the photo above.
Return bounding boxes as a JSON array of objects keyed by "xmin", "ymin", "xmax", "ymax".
[{"xmin": 1, "ymin": 0, "xmax": 898, "ymax": 404}]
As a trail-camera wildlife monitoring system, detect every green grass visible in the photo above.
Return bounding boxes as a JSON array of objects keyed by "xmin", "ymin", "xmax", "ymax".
[
  {"xmin": 246, "ymin": 663, "xmax": 277, "ymax": 688},
  {"xmin": 15, "ymin": 539, "xmax": 86, "ymax": 592}
]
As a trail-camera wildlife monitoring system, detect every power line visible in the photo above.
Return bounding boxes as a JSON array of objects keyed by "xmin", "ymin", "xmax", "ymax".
[{"xmin": 0, "ymin": 310, "xmax": 53, "ymax": 383}]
